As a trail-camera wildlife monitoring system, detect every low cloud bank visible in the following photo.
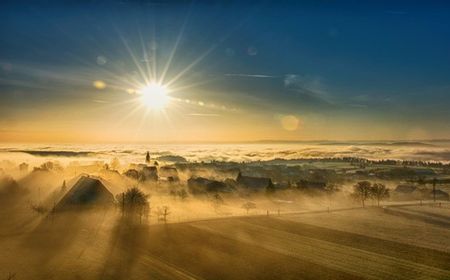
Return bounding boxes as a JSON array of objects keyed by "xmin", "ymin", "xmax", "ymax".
[{"xmin": 1, "ymin": 141, "xmax": 450, "ymax": 167}]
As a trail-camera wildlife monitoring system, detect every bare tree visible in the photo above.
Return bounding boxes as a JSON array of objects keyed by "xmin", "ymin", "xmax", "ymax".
[
  {"xmin": 212, "ymin": 193, "xmax": 224, "ymax": 212},
  {"xmin": 352, "ymin": 181, "xmax": 371, "ymax": 208},
  {"xmin": 29, "ymin": 202, "xmax": 47, "ymax": 215},
  {"xmin": 324, "ymin": 183, "xmax": 340, "ymax": 210},
  {"xmin": 432, "ymin": 177, "xmax": 437, "ymax": 202},
  {"xmin": 242, "ymin": 201, "xmax": 256, "ymax": 214},
  {"xmin": 156, "ymin": 206, "xmax": 171, "ymax": 223},
  {"xmin": 370, "ymin": 183, "xmax": 390, "ymax": 206}
]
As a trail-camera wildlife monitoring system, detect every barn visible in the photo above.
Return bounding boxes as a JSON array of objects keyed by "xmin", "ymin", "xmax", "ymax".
[{"xmin": 55, "ymin": 176, "xmax": 115, "ymax": 211}]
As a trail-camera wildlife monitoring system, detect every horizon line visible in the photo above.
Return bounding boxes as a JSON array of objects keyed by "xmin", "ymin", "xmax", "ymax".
[{"xmin": 1, "ymin": 138, "xmax": 449, "ymax": 145}]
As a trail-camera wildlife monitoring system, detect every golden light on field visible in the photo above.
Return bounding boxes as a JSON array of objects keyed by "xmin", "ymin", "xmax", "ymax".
[{"xmin": 139, "ymin": 83, "xmax": 169, "ymax": 110}]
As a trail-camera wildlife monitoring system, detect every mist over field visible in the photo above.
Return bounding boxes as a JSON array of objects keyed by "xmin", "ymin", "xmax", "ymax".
[
  {"xmin": 2, "ymin": 0, "xmax": 450, "ymax": 279},
  {"xmin": 2, "ymin": 140, "xmax": 450, "ymax": 167},
  {"xmin": 1, "ymin": 141, "xmax": 450, "ymax": 279}
]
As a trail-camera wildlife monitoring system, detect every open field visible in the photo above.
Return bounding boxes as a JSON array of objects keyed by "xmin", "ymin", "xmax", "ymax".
[
  {"xmin": 280, "ymin": 205, "xmax": 450, "ymax": 253},
  {"xmin": 1, "ymin": 205, "xmax": 449, "ymax": 280}
]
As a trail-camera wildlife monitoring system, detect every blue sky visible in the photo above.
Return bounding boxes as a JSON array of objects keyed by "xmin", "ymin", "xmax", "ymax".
[{"xmin": 1, "ymin": 1, "xmax": 450, "ymax": 142}]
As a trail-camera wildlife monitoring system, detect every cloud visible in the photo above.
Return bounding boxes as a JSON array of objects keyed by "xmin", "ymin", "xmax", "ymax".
[
  {"xmin": 2, "ymin": 142, "xmax": 450, "ymax": 165},
  {"xmin": 283, "ymin": 74, "xmax": 334, "ymax": 106}
]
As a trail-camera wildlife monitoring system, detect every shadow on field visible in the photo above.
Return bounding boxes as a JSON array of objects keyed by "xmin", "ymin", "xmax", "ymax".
[
  {"xmin": 99, "ymin": 217, "xmax": 361, "ymax": 280},
  {"xmin": 100, "ymin": 216, "xmax": 150, "ymax": 279},
  {"xmin": 391, "ymin": 206, "xmax": 450, "ymax": 222},
  {"xmin": 383, "ymin": 207, "xmax": 450, "ymax": 228},
  {"xmin": 142, "ymin": 222, "xmax": 361, "ymax": 280},
  {"xmin": 21, "ymin": 207, "xmax": 112, "ymax": 276},
  {"xmin": 244, "ymin": 216, "xmax": 450, "ymax": 271},
  {"xmin": 22, "ymin": 212, "xmax": 84, "ymax": 264}
]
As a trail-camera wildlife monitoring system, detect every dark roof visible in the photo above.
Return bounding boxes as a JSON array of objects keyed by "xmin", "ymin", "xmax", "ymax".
[
  {"xmin": 237, "ymin": 173, "xmax": 273, "ymax": 189},
  {"xmin": 159, "ymin": 166, "xmax": 178, "ymax": 177},
  {"xmin": 296, "ymin": 180, "xmax": 326, "ymax": 190},
  {"xmin": 395, "ymin": 184, "xmax": 417, "ymax": 193},
  {"xmin": 124, "ymin": 169, "xmax": 139, "ymax": 179},
  {"xmin": 187, "ymin": 177, "xmax": 230, "ymax": 193},
  {"xmin": 428, "ymin": 189, "xmax": 449, "ymax": 199},
  {"xmin": 55, "ymin": 176, "xmax": 114, "ymax": 210}
]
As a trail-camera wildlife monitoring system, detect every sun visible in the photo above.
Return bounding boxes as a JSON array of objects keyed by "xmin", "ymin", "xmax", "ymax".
[{"xmin": 139, "ymin": 83, "xmax": 169, "ymax": 110}]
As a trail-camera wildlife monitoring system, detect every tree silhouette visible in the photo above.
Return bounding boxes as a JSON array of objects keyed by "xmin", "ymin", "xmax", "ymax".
[
  {"xmin": 117, "ymin": 187, "xmax": 150, "ymax": 224},
  {"xmin": 30, "ymin": 202, "xmax": 47, "ymax": 215},
  {"xmin": 352, "ymin": 181, "xmax": 371, "ymax": 208},
  {"xmin": 370, "ymin": 183, "xmax": 390, "ymax": 206},
  {"xmin": 432, "ymin": 177, "xmax": 437, "ymax": 202},
  {"xmin": 324, "ymin": 183, "xmax": 340, "ymax": 209},
  {"xmin": 212, "ymin": 193, "xmax": 224, "ymax": 212},
  {"xmin": 156, "ymin": 206, "xmax": 171, "ymax": 223},
  {"xmin": 242, "ymin": 201, "xmax": 256, "ymax": 214},
  {"xmin": 145, "ymin": 152, "xmax": 151, "ymax": 164}
]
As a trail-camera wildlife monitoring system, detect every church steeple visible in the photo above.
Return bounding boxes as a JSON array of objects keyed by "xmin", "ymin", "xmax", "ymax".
[{"xmin": 145, "ymin": 151, "xmax": 151, "ymax": 164}]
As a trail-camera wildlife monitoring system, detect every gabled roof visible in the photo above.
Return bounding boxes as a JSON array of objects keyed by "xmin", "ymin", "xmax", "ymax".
[
  {"xmin": 55, "ymin": 176, "xmax": 114, "ymax": 210},
  {"xmin": 297, "ymin": 180, "xmax": 326, "ymax": 190},
  {"xmin": 395, "ymin": 184, "xmax": 417, "ymax": 193},
  {"xmin": 236, "ymin": 172, "xmax": 273, "ymax": 189},
  {"xmin": 187, "ymin": 177, "xmax": 230, "ymax": 193}
]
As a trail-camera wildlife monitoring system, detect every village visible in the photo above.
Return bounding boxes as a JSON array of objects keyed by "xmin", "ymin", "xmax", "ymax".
[
  {"xmin": 1, "ymin": 151, "xmax": 449, "ymax": 223},
  {"xmin": 1, "ymin": 151, "xmax": 450, "ymax": 280}
]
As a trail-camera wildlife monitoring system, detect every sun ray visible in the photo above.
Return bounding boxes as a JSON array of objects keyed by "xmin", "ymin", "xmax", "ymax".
[
  {"xmin": 159, "ymin": 4, "xmax": 192, "ymax": 85},
  {"xmin": 116, "ymin": 28, "xmax": 150, "ymax": 85},
  {"xmin": 138, "ymin": 26, "xmax": 153, "ymax": 83}
]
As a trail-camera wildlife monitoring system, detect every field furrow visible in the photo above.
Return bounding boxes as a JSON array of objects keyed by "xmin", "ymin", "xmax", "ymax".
[{"xmin": 192, "ymin": 219, "xmax": 450, "ymax": 280}]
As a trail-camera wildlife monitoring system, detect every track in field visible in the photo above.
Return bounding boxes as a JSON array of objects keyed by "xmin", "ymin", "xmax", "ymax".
[{"xmin": 191, "ymin": 217, "xmax": 450, "ymax": 280}]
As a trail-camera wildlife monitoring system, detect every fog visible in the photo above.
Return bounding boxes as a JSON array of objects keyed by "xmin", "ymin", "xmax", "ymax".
[
  {"xmin": 1, "ymin": 144, "xmax": 449, "ymax": 280},
  {"xmin": 2, "ymin": 141, "xmax": 450, "ymax": 167}
]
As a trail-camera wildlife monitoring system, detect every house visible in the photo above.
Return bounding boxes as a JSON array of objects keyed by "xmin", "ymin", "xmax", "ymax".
[
  {"xmin": 296, "ymin": 180, "xmax": 326, "ymax": 191},
  {"xmin": 274, "ymin": 181, "xmax": 293, "ymax": 190},
  {"xmin": 425, "ymin": 189, "xmax": 449, "ymax": 201},
  {"xmin": 187, "ymin": 177, "xmax": 230, "ymax": 194},
  {"xmin": 55, "ymin": 176, "xmax": 115, "ymax": 211},
  {"xmin": 159, "ymin": 166, "xmax": 179, "ymax": 182},
  {"xmin": 236, "ymin": 172, "xmax": 273, "ymax": 191},
  {"xmin": 19, "ymin": 162, "xmax": 29, "ymax": 172},
  {"xmin": 140, "ymin": 166, "xmax": 158, "ymax": 181},
  {"xmin": 123, "ymin": 166, "xmax": 158, "ymax": 181},
  {"xmin": 395, "ymin": 184, "xmax": 417, "ymax": 194},
  {"xmin": 393, "ymin": 184, "xmax": 425, "ymax": 200},
  {"xmin": 123, "ymin": 169, "xmax": 139, "ymax": 180}
]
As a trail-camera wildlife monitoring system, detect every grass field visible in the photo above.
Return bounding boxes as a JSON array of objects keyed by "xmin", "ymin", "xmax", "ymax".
[{"xmin": 1, "ymin": 205, "xmax": 449, "ymax": 280}]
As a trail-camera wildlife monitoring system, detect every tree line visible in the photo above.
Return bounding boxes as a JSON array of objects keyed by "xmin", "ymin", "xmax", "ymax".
[{"xmin": 352, "ymin": 181, "xmax": 389, "ymax": 207}]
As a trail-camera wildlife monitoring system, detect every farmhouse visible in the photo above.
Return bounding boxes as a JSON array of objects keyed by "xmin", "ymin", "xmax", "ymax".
[
  {"xmin": 394, "ymin": 184, "xmax": 417, "ymax": 194},
  {"xmin": 124, "ymin": 169, "xmax": 139, "ymax": 180},
  {"xmin": 236, "ymin": 172, "xmax": 273, "ymax": 191},
  {"xmin": 187, "ymin": 177, "xmax": 230, "ymax": 194},
  {"xmin": 296, "ymin": 180, "xmax": 326, "ymax": 191},
  {"xmin": 141, "ymin": 166, "xmax": 158, "ymax": 181},
  {"xmin": 124, "ymin": 166, "xmax": 158, "ymax": 181},
  {"xmin": 159, "ymin": 166, "xmax": 179, "ymax": 181},
  {"xmin": 55, "ymin": 176, "xmax": 115, "ymax": 211},
  {"xmin": 425, "ymin": 189, "xmax": 450, "ymax": 201}
]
